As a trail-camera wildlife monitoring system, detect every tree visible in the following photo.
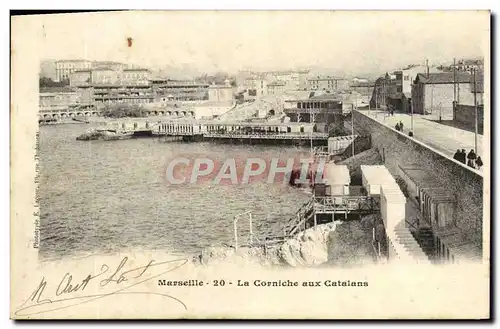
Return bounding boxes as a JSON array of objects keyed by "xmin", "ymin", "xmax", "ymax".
[
  {"xmin": 101, "ymin": 104, "xmax": 147, "ymax": 118},
  {"xmin": 39, "ymin": 77, "xmax": 69, "ymax": 88}
]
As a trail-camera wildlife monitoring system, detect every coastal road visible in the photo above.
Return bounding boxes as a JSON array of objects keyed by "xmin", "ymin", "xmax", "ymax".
[{"xmin": 358, "ymin": 110, "xmax": 485, "ymax": 161}]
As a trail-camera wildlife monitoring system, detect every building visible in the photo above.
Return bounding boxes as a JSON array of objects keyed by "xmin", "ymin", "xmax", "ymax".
[
  {"xmin": 411, "ymin": 72, "xmax": 481, "ymax": 119},
  {"xmin": 121, "ymin": 68, "xmax": 151, "ymax": 86},
  {"xmin": 55, "ymin": 60, "xmax": 92, "ymax": 82},
  {"xmin": 70, "ymin": 70, "xmax": 92, "ymax": 87},
  {"xmin": 208, "ymin": 80, "xmax": 234, "ymax": 103},
  {"xmin": 38, "ymin": 87, "xmax": 96, "ymax": 118},
  {"xmin": 371, "ymin": 66, "xmax": 439, "ymax": 113},
  {"xmin": 91, "ymin": 68, "xmax": 120, "ymax": 85},
  {"xmin": 264, "ymin": 70, "xmax": 309, "ymax": 91},
  {"xmin": 241, "ymin": 70, "xmax": 310, "ymax": 96},
  {"xmin": 151, "ymin": 78, "xmax": 209, "ymax": 102},
  {"xmin": 92, "ymin": 61, "xmax": 127, "ymax": 72},
  {"xmin": 243, "ymin": 75, "xmax": 268, "ymax": 98},
  {"xmin": 452, "ymin": 71, "xmax": 484, "ymax": 133},
  {"xmin": 39, "ymin": 87, "xmax": 79, "ymax": 110},
  {"xmin": 307, "ymin": 76, "xmax": 349, "ymax": 92},
  {"xmin": 267, "ymin": 81, "xmax": 286, "ymax": 95},
  {"xmin": 92, "ymin": 85, "xmax": 154, "ymax": 106},
  {"xmin": 283, "ymin": 93, "xmax": 343, "ymax": 132}
]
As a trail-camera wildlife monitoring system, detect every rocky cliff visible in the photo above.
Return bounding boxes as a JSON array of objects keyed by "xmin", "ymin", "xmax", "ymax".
[{"xmin": 196, "ymin": 218, "xmax": 376, "ymax": 268}]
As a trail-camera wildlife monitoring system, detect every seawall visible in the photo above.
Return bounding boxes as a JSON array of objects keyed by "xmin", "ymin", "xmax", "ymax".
[{"xmin": 351, "ymin": 110, "xmax": 483, "ymax": 248}]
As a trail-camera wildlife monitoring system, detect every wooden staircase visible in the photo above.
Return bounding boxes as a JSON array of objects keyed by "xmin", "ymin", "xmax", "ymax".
[{"xmin": 283, "ymin": 199, "xmax": 315, "ymax": 236}]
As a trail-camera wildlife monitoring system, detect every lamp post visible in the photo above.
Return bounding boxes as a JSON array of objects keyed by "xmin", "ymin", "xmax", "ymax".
[
  {"xmin": 410, "ymin": 80, "xmax": 414, "ymax": 133},
  {"xmin": 473, "ymin": 67, "xmax": 478, "ymax": 154}
]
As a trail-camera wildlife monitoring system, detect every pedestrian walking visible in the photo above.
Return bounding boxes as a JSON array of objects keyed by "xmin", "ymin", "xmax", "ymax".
[
  {"xmin": 399, "ymin": 121, "xmax": 404, "ymax": 132},
  {"xmin": 395, "ymin": 122, "xmax": 400, "ymax": 131},
  {"xmin": 453, "ymin": 149, "xmax": 461, "ymax": 161},
  {"xmin": 476, "ymin": 156, "xmax": 483, "ymax": 170},
  {"xmin": 467, "ymin": 149, "xmax": 477, "ymax": 168}
]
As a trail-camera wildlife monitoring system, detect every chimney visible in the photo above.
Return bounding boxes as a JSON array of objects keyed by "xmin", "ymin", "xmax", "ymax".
[{"xmin": 426, "ymin": 59, "xmax": 429, "ymax": 78}]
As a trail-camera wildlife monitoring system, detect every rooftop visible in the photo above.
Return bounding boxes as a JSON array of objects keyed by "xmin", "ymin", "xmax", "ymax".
[
  {"xmin": 92, "ymin": 67, "xmax": 117, "ymax": 72},
  {"xmin": 267, "ymin": 81, "xmax": 286, "ymax": 86},
  {"xmin": 351, "ymin": 81, "xmax": 376, "ymax": 88},
  {"xmin": 308, "ymin": 76, "xmax": 347, "ymax": 81},
  {"xmin": 415, "ymin": 72, "xmax": 472, "ymax": 84},
  {"xmin": 309, "ymin": 93, "xmax": 342, "ymax": 101}
]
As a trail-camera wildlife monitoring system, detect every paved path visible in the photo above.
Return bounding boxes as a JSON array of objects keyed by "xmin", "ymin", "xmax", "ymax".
[{"xmin": 359, "ymin": 110, "xmax": 484, "ymax": 160}]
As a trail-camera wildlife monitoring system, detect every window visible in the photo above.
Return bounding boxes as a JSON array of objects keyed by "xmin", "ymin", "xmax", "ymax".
[
  {"xmin": 396, "ymin": 87, "xmax": 402, "ymax": 93},
  {"xmin": 404, "ymin": 76, "xmax": 410, "ymax": 81}
]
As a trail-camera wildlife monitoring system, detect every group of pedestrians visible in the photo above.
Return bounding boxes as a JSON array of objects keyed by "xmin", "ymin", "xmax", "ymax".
[
  {"xmin": 453, "ymin": 149, "xmax": 483, "ymax": 170},
  {"xmin": 395, "ymin": 121, "xmax": 404, "ymax": 132}
]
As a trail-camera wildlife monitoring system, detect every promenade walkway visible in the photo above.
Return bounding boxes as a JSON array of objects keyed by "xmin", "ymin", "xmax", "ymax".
[{"xmin": 359, "ymin": 110, "xmax": 485, "ymax": 161}]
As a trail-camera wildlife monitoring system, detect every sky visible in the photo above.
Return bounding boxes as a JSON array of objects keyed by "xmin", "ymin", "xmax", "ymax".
[{"xmin": 13, "ymin": 11, "xmax": 490, "ymax": 76}]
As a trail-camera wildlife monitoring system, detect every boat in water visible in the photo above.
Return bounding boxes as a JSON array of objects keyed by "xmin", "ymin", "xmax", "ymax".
[{"xmin": 76, "ymin": 129, "xmax": 134, "ymax": 141}]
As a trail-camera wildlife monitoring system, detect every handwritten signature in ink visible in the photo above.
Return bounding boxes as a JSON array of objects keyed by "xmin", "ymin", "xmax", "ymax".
[{"xmin": 15, "ymin": 257, "xmax": 188, "ymax": 316}]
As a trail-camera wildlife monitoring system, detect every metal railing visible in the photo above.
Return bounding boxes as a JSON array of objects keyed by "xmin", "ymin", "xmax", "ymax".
[
  {"xmin": 284, "ymin": 194, "xmax": 379, "ymax": 236},
  {"xmin": 204, "ymin": 132, "xmax": 328, "ymax": 140},
  {"xmin": 313, "ymin": 196, "xmax": 377, "ymax": 213}
]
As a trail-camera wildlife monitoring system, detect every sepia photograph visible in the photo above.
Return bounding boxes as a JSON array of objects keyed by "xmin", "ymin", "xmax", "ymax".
[{"xmin": 10, "ymin": 10, "xmax": 491, "ymax": 319}]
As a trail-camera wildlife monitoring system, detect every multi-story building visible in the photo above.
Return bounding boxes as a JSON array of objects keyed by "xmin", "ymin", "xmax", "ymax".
[
  {"xmin": 243, "ymin": 75, "xmax": 268, "ymax": 98},
  {"xmin": 70, "ymin": 70, "xmax": 92, "ymax": 87},
  {"xmin": 55, "ymin": 60, "xmax": 92, "ymax": 82},
  {"xmin": 39, "ymin": 87, "xmax": 79, "ymax": 111},
  {"xmin": 283, "ymin": 93, "xmax": 344, "ymax": 132},
  {"xmin": 38, "ymin": 86, "xmax": 96, "ymax": 118},
  {"xmin": 264, "ymin": 70, "xmax": 299, "ymax": 91},
  {"xmin": 92, "ymin": 61, "xmax": 127, "ymax": 72},
  {"xmin": 91, "ymin": 68, "xmax": 121, "ymax": 85},
  {"xmin": 121, "ymin": 68, "xmax": 151, "ymax": 86},
  {"xmin": 208, "ymin": 80, "xmax": 234, "ymax": 103},
  {"xmin": 371, "ymin": 66, "xmax": 433, "ymax": 112},
  {"xmin": 267, "ymin": 81, "xmax": 286, "ymax": 95},
  {"xmin": 307, "ymin": 76, "xmax": 349, "ymax": 92},
  {"xmin": 151, "ymin": 78, "xmax": 209, "ymax": 102},
  {"xmin": 92, "ymin": 84, "xmax": 154, "ymax": 106},
  {"xmin": 69, "ymin": 67, "xmax": 154, "ymax": 106},
  {"xmin": 241, "ymin": 70, "xmax": 310, "ymax": 95}
]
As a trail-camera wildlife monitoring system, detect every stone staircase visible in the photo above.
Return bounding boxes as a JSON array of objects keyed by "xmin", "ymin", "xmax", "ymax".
[
  {"xmin": 412, "ymin": 227, "xmax": 436, "ymax": 262},
  {"xmin": 390, "ymin": 220, "xmax": 431, "ymax": 264}
]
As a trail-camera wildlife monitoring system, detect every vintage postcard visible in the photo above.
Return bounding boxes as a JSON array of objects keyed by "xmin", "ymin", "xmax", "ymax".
[{"xmin": 10, "ymin": 10, "xmax": 490, "ymax": 319}]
